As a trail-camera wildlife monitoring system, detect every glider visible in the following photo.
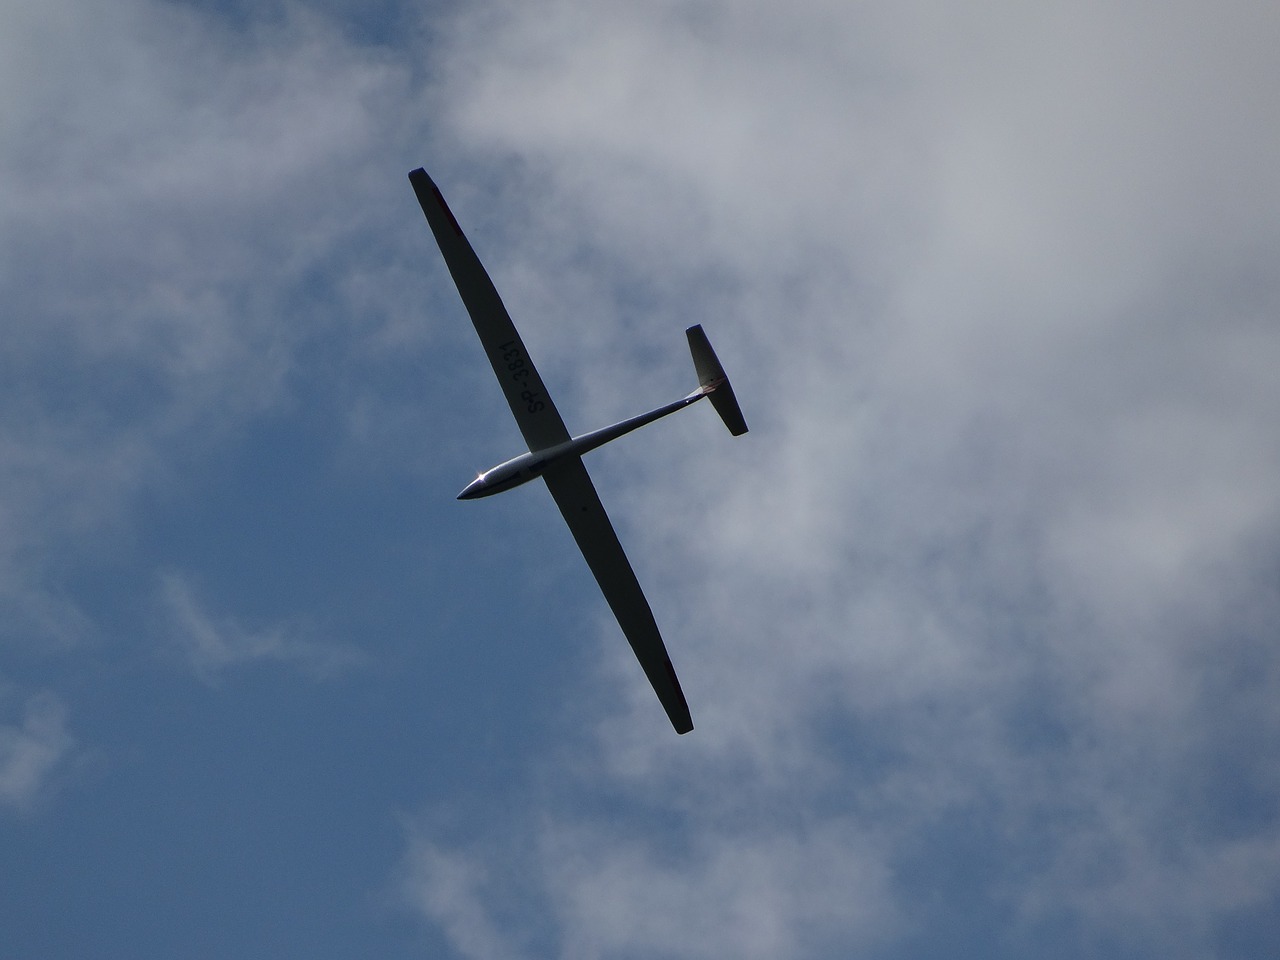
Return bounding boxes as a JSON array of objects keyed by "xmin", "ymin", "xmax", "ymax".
[{"xmin": 409, "ymin": 168, "xmax": 747, "ymax": 734}]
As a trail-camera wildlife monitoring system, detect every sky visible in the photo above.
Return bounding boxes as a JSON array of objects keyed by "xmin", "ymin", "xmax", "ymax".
[{"xmin": 3, "ymin": 0, "xmax": 1279, "ymax": 957}]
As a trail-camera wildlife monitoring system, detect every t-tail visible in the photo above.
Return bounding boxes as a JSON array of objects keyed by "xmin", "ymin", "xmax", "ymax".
[
  {"xmin": 687, "ymin": 324, "xmax": 748, "ymax": 436},
  {"xmin": 459, "ymin": 324, "xmax": 748, "ymax": 500}
]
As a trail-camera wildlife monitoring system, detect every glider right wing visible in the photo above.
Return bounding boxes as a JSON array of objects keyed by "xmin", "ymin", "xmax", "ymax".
[
  {"xmin": 542, "ymin": 456, "xmax": 694, "ymax": 734},
  {"xmin": 409, "ymin": 168, "xmax": 571, "ymax": 453}
]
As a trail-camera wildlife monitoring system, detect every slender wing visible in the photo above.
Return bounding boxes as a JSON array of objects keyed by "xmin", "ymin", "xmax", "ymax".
[
  {"xmin": 542, "ymin": 457, "xmax": 693, "ymax": 734},
  {"xmin": 409, "ymin": 168, "xmax": 571, "ymax": 453}
]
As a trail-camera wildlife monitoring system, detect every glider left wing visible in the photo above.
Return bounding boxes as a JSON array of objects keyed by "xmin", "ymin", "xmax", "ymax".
[
  {"xmin": 542, "ymin": 456, "xmax": 694, "ymax": 734},
  {"xmin": 409, "ymin": 168, "xmax": 571, "ymax": 453}
]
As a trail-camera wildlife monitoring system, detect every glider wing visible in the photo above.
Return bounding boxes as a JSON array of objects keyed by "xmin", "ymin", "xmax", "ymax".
[
  {"xmin": 409, "ymin": 168, "xmax": 571, "ymax": 452},
  {"xmin": 542, "ymin": 456, "xmax": 694, "ymax": 734}
]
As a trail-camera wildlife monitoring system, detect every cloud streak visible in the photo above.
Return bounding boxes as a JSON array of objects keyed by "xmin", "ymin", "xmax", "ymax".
[
  {"xmin": 0, "ymin": 690, "xmax": 74, "ymax": 813},
  {"xmin": 2, "ymin": 0, "xmax": 417, "ymax": 667},
  {"xmin": 158, "ymin": 573, "xmax": 364, "ymax": 683}
]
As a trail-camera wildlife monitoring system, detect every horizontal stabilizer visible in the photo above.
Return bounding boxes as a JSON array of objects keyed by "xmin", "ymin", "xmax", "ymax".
[{"xmin": 687, "ymin": 324, "xmax": 748, "ymax": 436}]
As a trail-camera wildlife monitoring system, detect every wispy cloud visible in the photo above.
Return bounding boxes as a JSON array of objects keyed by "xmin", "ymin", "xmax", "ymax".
[
  {"xmin": 401, "ymin": 831, "xmax": 522, "ymax": 960},
  {"xmin": 0, "ymin": 690, "xmax": 75, "ymax": 813},
  {"xmin": 158, "ymin": 573, "xmax": 365, "ymax": 684},
  {"xmin": 0, "ymin": 0, "xmax": 423, "ymax": 653},
  {"xmin": 404, "ymin": 812, "xmax": 898, "ymax": 960}
]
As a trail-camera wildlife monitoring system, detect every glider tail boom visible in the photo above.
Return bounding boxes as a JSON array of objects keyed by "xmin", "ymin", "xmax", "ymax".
[{"xmin": 686, "ymin": 324, "xmax": 748, "ymax": 436}]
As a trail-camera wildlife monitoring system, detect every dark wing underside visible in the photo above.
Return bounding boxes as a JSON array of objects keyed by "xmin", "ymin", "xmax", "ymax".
[
  {"xmin": 409, "ymin": 168, "xmax": 570, "ymax": 453},
  {"xmin": 542, "ymin": 457, "xmax": 693, "ymax": 734}
]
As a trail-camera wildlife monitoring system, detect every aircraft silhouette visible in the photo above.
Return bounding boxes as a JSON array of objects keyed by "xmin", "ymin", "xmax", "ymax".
[{"xmin": 410, "ymin": 168, "xmax": 747, "ymax": 734}]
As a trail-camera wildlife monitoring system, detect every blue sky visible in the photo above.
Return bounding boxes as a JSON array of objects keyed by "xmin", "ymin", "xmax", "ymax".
[{"xmin": 4, "ymin": 1, "xmax": 1279, "ymax": 957}]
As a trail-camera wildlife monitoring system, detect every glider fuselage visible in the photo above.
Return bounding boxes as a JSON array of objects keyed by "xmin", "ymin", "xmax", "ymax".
[{"xmin": 458, "ymin": 387, "xmax": 710, "ymax": 500}]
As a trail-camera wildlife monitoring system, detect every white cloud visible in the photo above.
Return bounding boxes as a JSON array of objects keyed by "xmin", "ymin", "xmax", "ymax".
[
  {"xmin": 0, "ymin": 0, "xmax": 421, "ymax": 647},
  {"xmin": 403, "ymin": 809, "xmax": 898, "ymax": 960},
  {"xmin": 158, "ymin": 572, "xmax": 364, "ymax": 683},
  {"xmin": 540, "ymin": 820, "xmax": 897, "ymax": 960},
  {"xmin": 402, "ymin": 0, "xmax": 1280, "ymax": 956},
  {"xmin": 402, "ymin": 832, "xmax": 523, "ymax": 960},
  {"xmin": 0, "ymin": 690, "xmax": 75, "ymax": 812}
]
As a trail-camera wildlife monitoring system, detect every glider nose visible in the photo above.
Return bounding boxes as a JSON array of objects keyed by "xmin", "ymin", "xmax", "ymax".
[{"xmin": 458, "ymin": 474, "xmax": 487, "ymax": 500}]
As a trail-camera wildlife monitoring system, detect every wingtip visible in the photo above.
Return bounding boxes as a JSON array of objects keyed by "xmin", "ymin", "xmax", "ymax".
[{"xmin": 662, "ymin": 660, "xmax": 694, "ymax": 734}]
